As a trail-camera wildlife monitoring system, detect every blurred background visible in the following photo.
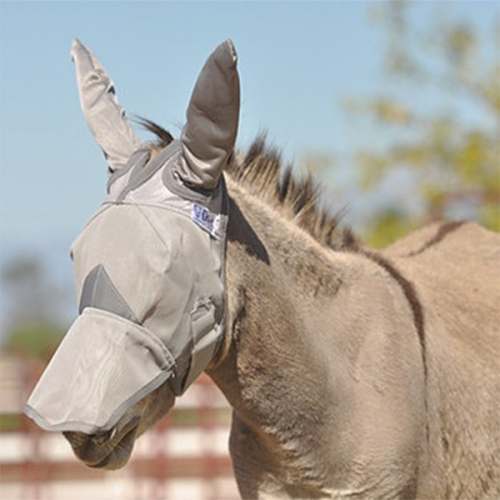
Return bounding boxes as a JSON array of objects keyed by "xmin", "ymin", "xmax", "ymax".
[{"xmin": 1, "ymin": 1, "xmax": 498, "ymax": 499}]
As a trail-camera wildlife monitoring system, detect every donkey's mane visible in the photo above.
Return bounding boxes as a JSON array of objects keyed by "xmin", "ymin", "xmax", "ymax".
[{"xmin": 140, "ymin": 119, "xmax": 360, "ymax": 251}]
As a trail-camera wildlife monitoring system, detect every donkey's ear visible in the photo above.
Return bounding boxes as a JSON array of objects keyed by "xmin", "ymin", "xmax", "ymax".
[
  {"xmin": 71, "ymin": 39, "xmax": 142, "ymax": 173},
  {"xmin": 179, "ymin": 40, "xmax": 240, "ymax": 190}
]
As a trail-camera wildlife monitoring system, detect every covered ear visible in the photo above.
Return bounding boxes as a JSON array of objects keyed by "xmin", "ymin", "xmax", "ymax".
[
  {"xmin": 71, "ymin": 39, "xmax": 142, "ymax": 173},
  {"xmin": 179, "ymin": 40, "xmax": 240, "ymax": 190}
]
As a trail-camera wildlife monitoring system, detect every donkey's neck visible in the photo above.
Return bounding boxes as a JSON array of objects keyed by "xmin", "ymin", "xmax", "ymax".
[
  {"xmin": 208, "ymin": 179, "xmax": 427, "ymax": 498},
  {"xmin": 209, "ymin": 181, "xmax": 346, "ymax": 496}
]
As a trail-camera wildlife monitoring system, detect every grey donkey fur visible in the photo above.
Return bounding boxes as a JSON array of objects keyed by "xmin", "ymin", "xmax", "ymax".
[
  {"xmin": 50, "ymin": 40, "xmax": 500, "ymax": 498},
  {"xmin": 212, "ymin": 171, "xmax": 500, "ymax": 498}
]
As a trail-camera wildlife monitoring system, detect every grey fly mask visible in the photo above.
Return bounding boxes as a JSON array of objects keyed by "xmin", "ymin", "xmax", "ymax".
[{"xmin": 24, "ymin": 39, "xmax": 239, "ymax": 434}]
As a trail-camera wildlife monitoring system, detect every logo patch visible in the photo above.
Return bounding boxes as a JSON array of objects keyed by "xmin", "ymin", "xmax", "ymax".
[{"xmin": 191, "ymin": 203, "xmax": 221, "ymax": 239}]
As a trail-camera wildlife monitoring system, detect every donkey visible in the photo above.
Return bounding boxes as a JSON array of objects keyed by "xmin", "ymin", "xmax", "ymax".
[{"xmin": 25, "ymin": 39, "xmax": 499, "ymax": 499}]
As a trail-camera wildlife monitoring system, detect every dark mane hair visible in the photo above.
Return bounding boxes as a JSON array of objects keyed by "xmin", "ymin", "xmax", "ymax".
[{"xmin": 140, "ymin": 119, "xmax": 360, "ymax": 252}]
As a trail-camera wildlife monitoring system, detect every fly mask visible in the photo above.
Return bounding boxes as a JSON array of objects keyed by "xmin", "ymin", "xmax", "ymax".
[{"xmin": 24, "ymin": 39, "xmax": 240, "ymax": 435}]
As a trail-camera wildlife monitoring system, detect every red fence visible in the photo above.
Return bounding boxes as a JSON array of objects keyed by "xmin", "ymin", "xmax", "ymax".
[{"xmin": 0, "ymin": 354, "xmax": 239, "ymax": 500}]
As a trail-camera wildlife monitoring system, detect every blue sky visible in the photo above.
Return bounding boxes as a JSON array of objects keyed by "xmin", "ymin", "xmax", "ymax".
[{"xmin": 0, "ymin": 1, "xmax": 498, "ymax": 317}]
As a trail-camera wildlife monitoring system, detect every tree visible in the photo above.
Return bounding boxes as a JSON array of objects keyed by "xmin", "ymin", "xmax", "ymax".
[
  {"xmin": 363, "ymin": 1, "xmax": 499, "ymax": 247},
  {"xmin": 312, "ymin": 1, "xmax": 499, "ymax": 248},
  {"xmin": 1, "ymin": 255, "xmax": 67, "ymax": 361}
]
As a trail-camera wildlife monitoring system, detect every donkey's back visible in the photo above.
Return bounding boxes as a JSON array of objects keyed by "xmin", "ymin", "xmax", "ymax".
[{"xmin": 386, "ymin": 221, "xmax": 500, "ymax": 498}]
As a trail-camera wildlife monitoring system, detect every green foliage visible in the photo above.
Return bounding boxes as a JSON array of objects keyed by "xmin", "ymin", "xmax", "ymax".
[
  {"xmin": 363, "ymin": 211, "xmax": 418, "ymax": 249},
  {"xmin": 1, "ymin": 255, "xmax": 69, "ymax": 362},
  {"xmin": 0, "ymin": 413, "xmax": 22, "ymax": 432},
  {"xmin": 4, "ymin": 321, "xmax": 64, "ymax": 361},
  {"xmin": 481, "ymin": 203, "xmax": 500, "ymax": 233},
  {"xmin": 353, "ymin": 1, "xmax": 499, "ymax": 247}
]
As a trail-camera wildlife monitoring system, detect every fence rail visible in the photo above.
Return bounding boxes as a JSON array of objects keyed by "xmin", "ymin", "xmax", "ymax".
[{"xmin": 0, "ymin": 355, "xmax": 238, "ymax": 500}]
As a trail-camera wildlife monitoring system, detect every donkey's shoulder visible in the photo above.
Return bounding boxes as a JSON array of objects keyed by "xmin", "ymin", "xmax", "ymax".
[{"xmin": 385, "ymin": 222, "xmax": 499, "ymax": 371}]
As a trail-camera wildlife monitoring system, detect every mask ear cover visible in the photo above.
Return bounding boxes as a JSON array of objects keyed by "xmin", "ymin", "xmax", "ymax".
[
  {"xmin": 71, "ymin": 38, "xmax": 143, "ymax": 172},
  {"xmin": 179, "ymin": 39, "xmax": 240, "ymax": 190}
]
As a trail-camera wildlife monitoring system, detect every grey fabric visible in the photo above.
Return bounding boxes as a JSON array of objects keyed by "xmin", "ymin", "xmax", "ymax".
[
  {"xmin": 79, "ymin": 264, "xmax": 139, "ymax": 323},
  {"xmin": 71, "ymin": 39, "xmax": 143, "ymax": 172},
  {"xmin": 180, "ymin": 39, "xmax": 240, "ymax": 190},
  {"xmin": 24, "ymin": 308, "xmax": 175, "ymax": 434},
  {"xmin": 183, "ymin": 299, "xmax": 219, "ymax": 389},
  {"xmin": 24, "ymin": 39, "xmax": 237, "ymax": 435},
  {"xmin": 107, "ymin": 148, "xmax": 151, "ymax": 195},
  {"xmin": 115, "ymin": 141, "xmax": 178, "ymax": 201}
]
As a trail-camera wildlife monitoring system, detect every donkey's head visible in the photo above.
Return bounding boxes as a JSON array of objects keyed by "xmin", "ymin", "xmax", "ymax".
[{"xmin": 24, "ymin": 39, "xmax": 239, "ymax": 469}]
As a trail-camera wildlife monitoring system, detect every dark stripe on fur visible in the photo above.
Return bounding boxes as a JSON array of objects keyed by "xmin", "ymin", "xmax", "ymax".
[
  {"xmin": 361, "ymin": 249, "xmax": 429, "ymax": 440},
  {"xmin": 407, "ymin": 221, "xmax": 466, "ymax": 257}
]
